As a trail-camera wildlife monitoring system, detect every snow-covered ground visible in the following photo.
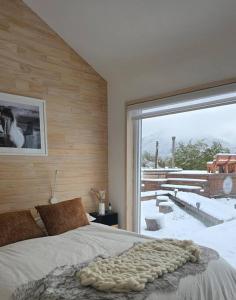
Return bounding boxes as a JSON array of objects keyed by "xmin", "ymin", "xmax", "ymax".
[
  {"xmin": 189, "ymin": 220, "xmax": 236, "ymax": 269},
  {"xmin": 141, "ymin": 199, "xmax": 206, "ymax": 239},
  {"xmin": 141, "ymin": 197, "xmax": 236, "ymax": 268},
  {"xmin": 175, "ymin": 191, "xmax": 236, "ymax": 221},
  {"xmin": 141, "ymin": 190, "xmax": 171, "ymax": 198},
  {"xmin": 217, "ymin": 197, "xmax": 236, "ymax": 207}
]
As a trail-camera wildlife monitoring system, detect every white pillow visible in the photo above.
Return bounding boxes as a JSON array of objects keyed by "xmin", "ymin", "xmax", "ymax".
[
  {"xmin": 87, "ymin": 213, "xmax": 96, "ymax": 222},
  {"xmin": 35, "ymin": 216, "xmax": 48, "ymax": 235}
]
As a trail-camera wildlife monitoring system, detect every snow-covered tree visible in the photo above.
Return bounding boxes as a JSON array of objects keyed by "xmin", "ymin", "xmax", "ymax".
[{"xmin": 175, "ymin": 140, "xmax": 229, "ymax": 170}]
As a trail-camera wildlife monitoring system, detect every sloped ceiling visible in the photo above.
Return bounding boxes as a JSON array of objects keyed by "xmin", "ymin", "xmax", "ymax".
[{"xmin": 24, "ymin": 0, "xmax": 236, "ymax": 84}]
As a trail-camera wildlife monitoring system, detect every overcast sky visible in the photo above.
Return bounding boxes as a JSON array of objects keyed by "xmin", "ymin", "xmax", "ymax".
[{"xmin": 142, "ymin": 103, "xmax": 236, "ymax": 155}]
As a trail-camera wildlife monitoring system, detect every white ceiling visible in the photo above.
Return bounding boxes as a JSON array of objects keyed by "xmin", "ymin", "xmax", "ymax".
[{"xmin": 24, "ymin": 0, "xmax": 236, "ymax": 84}]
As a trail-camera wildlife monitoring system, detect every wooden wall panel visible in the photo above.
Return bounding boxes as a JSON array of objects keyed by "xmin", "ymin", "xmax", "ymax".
[{"xmin": 0, "ymin": 0, "xmax": 107, "ymax": 213}]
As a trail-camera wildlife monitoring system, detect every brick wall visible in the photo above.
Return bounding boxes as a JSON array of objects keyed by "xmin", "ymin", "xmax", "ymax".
[{"xmin": 142, "ymin": 171, "xmax": 236, "ymax": 198}]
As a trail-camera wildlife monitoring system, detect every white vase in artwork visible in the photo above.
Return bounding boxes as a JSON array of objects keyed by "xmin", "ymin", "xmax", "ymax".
[{"xmin": 98, "ymin": 202, "xmax": 105, "ymax": 216}]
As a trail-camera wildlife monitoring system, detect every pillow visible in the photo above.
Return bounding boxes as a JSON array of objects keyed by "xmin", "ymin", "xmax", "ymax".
[
  {"xmin": 34, "ymin": 216, "xmax": 48, "ymax": 235},
  {"xmin": 0, "ymin": 210, "xmax": 44, "ymax": 247},
  {"xmin": 35, "ymin": 198, "xmax": 89, "ymax": 236}
]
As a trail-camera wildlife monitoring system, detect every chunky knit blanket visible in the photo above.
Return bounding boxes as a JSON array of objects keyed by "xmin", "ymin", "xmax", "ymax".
[
  {"xmin": 79, "ymin": 239, "xmax": 200, "ymax": 292},
  {"xmin": 13, "ymin": 241, "xmax": 219, "ymax": 300}
]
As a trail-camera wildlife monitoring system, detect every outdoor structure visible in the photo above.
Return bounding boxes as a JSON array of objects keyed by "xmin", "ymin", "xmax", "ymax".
[
  {"xmin": 142, "ymin": 153, "xmax": 236, "ymax": 198},
  {"xmin": 207, "ymin": 154, "xmax": 236, "ymax": 174}
]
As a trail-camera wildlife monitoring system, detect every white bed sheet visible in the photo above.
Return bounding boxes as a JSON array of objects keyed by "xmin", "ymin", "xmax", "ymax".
[{"xmin": 0, "ymin": 223, "xmax": 235, "ymax": 300}]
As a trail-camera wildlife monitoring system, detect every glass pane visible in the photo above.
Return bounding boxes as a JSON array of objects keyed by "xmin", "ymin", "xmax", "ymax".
[{"xmin": 140, "ymin": 102, "xmax": 236, "ymax": 269}]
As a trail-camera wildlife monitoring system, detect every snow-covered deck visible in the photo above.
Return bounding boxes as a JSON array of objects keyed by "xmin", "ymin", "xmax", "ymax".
[
  {"xmin": 161, "ymin": 183, "xmax": 202, "ymax": 190},
  {"xmin": 141, "ymin": 190, "xmax": 169, "ymax": 197},
  {"xmin": 175, "ymin": 192, "xmax": 236, "ymax": 222},
  {"xmin": 169, "ymin": 170, "xmax": 209, "ymax": 175},
  {"xmin": 141, "ymin": 196, "xmax": 236, "ymax": 268},
  {"xmin": 167, "ymin": 178, "xmax": 208, "ymax": 183},
  {"xmin": 141, "ymin": 199, "xmax": 206, "ymax": 240},
  {"xmin": 142, "ymin": 178, "xmax": 168, "ymax": 182},
  {"xmin": 141, "ymin": 190, "xmax": 236, "ymax": 222}
]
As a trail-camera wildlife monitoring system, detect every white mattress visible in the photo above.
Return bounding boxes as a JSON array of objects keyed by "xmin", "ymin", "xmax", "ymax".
[{"xmin": 0, "ymin": 223, "xmax": 236, "ymax": 300}]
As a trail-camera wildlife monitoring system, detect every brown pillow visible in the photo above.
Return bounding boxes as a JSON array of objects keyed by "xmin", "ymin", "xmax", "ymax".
[
  {"xmin": 35, "ymin": 198, "xmax": 89, "ymax": 236},
  {"xmin": 0, "ymin": 210, "xmax": 44, "ymax": 247}
]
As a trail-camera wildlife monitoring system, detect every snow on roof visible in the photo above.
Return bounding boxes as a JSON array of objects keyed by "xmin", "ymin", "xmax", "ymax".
[{"xmin": 176, "ymin": 191, "xmax": 236, "ymax": 221}]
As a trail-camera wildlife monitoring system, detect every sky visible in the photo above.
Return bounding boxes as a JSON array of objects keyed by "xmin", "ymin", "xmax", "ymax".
[{"xmin": 142, "ymin": 103, "xmax": 236, "ymax": 156}]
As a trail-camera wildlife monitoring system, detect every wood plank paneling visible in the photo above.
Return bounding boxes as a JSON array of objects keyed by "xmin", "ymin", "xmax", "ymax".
[{"xmin": 0, "ymin": 0, "xmax": 107, "ymax": 213}]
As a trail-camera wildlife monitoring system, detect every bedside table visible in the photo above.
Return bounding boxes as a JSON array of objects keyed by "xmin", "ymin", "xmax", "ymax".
[{"xmin": 90, "ymin": 212, "xmax": 118, "ymax": 227}]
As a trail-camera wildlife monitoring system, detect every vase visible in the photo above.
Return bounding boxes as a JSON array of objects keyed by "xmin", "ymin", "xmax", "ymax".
[{"xmin": 98, "ymin": 202, "xmax": 105, "ymax": 216}]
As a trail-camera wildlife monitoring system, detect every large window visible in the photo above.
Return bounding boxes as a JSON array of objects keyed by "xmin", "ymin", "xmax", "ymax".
[{"xmin": 126, "ymin": 83, "xmax": 236, "ymax": 269}]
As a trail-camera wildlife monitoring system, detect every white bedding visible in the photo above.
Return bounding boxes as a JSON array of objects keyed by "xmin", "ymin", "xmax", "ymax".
[{"xmin": 0, "ymin": 223, "xmax": 236, "ymax": 300}]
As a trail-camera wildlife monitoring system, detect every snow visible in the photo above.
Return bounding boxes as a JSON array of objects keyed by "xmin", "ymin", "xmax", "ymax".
[
  {"xmin": 167, "ymin": 178, "xmax": 208, "ymax": 182},
  {"xmin": 141, "ymin": 190, "xmax": 170, "ymax": 197},
  {"xmin": 141, "ymin": 199, "xmax": 206, "ymax": 239},
  {"xmin": 142, "ymin": 168, "xmax": 182, "ymax": 172},
  {"xmin": 169, "ymin": 170, "xmax": 209, "ymax": 174},
  {"xmin": 189, "ymin": 220, "xmax": 236, "ymax": 268},
  {"xmin": 141, "ymin": 198, "xmax": 236, "ymax": 268},
  {"xmin": 159, "ymin": 202, "xmax": 174, "ymax": 207},
  {"xmin": 142, "ymin": 178, "xmax": 168, "ymax": 182},
  {"xmin": 156, "ymin": 196, "xmax": 169, "ymax": 200},
  {"xmin": 161, "ymin": 184, "xmax": 202, "ymax": 190},
  {"xmin": 216, "ymin": 197, "xmax": 236, "ymax": 207},
  {"xmin": 141, "ymin": 191, "xmax": 236, "ymax": 222},
  {"xmin": 176, "ymin": 191, "xmax": 236, "ymax": 221}
]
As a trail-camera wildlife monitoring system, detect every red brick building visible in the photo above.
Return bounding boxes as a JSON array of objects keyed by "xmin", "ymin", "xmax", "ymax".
[{"xmin": 207, "ymin": 154, "xmax": 236, "ymax": 174}]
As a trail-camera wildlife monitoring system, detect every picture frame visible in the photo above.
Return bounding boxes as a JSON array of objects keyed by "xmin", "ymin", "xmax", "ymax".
[{"xmin": 0, "ymin": 92, "xmax": 47, "ymax": 156}]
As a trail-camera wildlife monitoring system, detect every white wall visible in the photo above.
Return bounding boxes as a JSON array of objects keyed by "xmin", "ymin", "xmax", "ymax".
[
  {"xmin": 24, "ymin": 0, "xmax": 236, "ymax": 229},
  {"xmin": 108, "ymin": 62, "xmax": 236, "ymax": 229}
]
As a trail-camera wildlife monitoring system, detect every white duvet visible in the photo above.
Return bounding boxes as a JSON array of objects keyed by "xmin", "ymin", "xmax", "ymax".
[{"xmin": 0, "ymin": 223, "xmax": 236, "ymax": 300}]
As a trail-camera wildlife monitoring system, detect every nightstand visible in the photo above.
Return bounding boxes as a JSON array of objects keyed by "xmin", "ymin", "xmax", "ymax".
[{"xmin": 90, "ymin": 212, "xmax": 118, "ymax": 227}]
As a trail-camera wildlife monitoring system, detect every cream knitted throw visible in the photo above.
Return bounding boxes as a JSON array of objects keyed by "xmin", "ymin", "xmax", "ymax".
[{"xmin": 78, "ymin": 239, "xmax": 201, "ymax": 293}]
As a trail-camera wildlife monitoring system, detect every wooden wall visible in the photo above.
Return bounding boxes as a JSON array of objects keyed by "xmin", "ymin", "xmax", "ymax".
[{"xmin": 0, "ymin": 0, "xmax": 107, "ymax": 213}]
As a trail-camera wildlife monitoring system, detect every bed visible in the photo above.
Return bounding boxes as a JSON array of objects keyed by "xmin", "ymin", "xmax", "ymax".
[{"xmin": 0, "ymin": 222, "xmax": 236, "ymax": 300}]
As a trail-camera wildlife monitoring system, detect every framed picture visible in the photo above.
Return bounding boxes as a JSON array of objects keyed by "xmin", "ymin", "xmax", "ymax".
[{"xmin": 0, "ymin": 92, "xmax": 47, "ymax": 156}]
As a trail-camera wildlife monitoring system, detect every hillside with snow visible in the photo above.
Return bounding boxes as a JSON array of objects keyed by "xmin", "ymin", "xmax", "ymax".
[
  {"xmin": 142, "ymin": 104, "xmax": 236, "ymax": 158},
  {"xmin": 142, "ymin": 132, "xmax": 236, "ymax": 158}
]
